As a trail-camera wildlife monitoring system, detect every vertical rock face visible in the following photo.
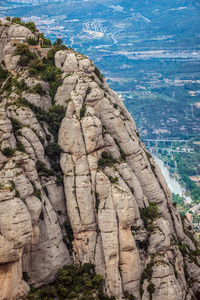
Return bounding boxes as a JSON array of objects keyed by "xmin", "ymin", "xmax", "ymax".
[
  {"xmin": 0, "ymin": 21, "xmax": 200, "ymax": 300},
  {"xmin": 55, "ymin": 50, "xmax": 200, "ymax": 299},
  {"xmin": 0, "ymin": 22, "xmax": 71, "ymax": 300}
]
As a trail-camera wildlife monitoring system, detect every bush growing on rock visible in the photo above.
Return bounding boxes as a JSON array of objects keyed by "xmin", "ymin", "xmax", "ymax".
[
  {"xmin": 147, "ymin": 282, "xmax": 155, "ymax": 300},
  {"xmin": 11, "ymin": 18, "xmax": 36, "ymax": 33},
  {"xmin": 14, "ymin": 44, "xmax": 32, "ymax": 57},
  {"xmin": 25, "ymin": 263, "xmax": 116, "ymax": 300},
  {"xmin": 140, "ymin": 203, "xmax": 160, "ymax": 228},
  {"xmin": 1, "ymin": 147, "xmax": 15, "ymax": 157},
  {"xmin": 14, "ymin": 44, "xmax": 34, "ymax": 66},
  {"xmin": 44, "ymin": 142, "xmax": 61, "ymax": 159},
  {"xmin": 98, "ymin": 151, "xmax": 118, "ymax": 168},
  {"xmin": 9, "ymin": 117, "xmax": 23, "ymax": 133},
  {"xmin": 25, "ymin": 21, "xmax": 37, "ymax": 33},
  {"xmin": 0, "ymin": 65, "xmax": 9, "ymax": 88},
  {"xmin": 27, "ymin": 37, "xmax": 37, "ymax": 46},
  {"xmin": 47, "ymin": 105, "xmax": 66, "ymax": 141},
  {"xmin": 36, "ymin": 160, "xmax": 54, "ymax": 177},
  {"xmin": 33, "ymin": 83, "xmax": 46, "ymax": 96}
]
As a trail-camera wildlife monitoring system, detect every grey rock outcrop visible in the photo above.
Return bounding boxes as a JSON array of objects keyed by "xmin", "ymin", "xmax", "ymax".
[
  {"xmin": 0, "ymin": 22, "xmax": 35, "ymax": 72},
  {"xmin": 0, "ymin": 22, "xmax": 71, "ymax": 299},
  {"xmin": 0, "ymin": 21, "xmax": 200, "ymax": 300},
  {"xmin": 55, "ymin": 49, "xmax": 200, "ymax": 299}
]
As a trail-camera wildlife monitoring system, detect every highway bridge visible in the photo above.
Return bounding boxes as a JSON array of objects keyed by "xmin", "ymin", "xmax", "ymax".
[{"xmin": 143, "ymin": 139, "xmax": 188, "ymax": 147}]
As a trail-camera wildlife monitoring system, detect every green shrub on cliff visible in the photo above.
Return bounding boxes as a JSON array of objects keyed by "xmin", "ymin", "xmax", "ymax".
[
  {"xmin": 33, "ymin": 83, "xmax": 46, "ymax": 96},
  {"xmin": 1, "ymin": 147, "xmax": 15, "ymax": 157},
  {"xmin": 140, "ymin": 203, "xmax": 160, "ymax": 229},
  {"xmin": 14, "ymin": 44, "xmax": 34, "ymax": 66},
  {"xmin": 98, "ymin": 151, "xmax": 118, "ymax": 168},
  {"xmin": 25, "ymin": 263, "xmax": 116, "ymax": 300},
  {"xmin": 11, "ymin": 18, "xmax": 36, "ymax": 33},
  {"xmin": 0, "ymin": 65, "xmax": 9, "ymax": 88}
]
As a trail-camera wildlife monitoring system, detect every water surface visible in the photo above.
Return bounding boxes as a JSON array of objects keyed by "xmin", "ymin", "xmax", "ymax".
[{"xmin": 152, "ymin": 154, "xmax": 192, "ymax": 203}]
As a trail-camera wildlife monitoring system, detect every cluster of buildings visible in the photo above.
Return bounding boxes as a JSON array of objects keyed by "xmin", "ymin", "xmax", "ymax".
[{"xmin": 186, "ymin": 211, "xmax": 200, "ymax": 233}]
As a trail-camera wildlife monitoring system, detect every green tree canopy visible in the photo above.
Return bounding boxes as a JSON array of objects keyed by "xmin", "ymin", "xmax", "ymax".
[{"xmin": 53, "ymin": 38, "xmax": 63, "ymax": 46}]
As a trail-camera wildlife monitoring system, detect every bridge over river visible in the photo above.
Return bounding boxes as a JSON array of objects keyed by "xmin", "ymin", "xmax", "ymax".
[
  {"xmin": 143, "ymin": 139, "xmax": 193, "ymax": 154},
  {"xmin": 143, "ymin": 139, "xmax": 188, "ymax": 147}
]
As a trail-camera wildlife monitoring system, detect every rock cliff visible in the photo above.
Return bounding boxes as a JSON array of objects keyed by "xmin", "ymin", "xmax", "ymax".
[{"xmin": 0, "ymin": 19, "xmax": 200, "ymax": 300}]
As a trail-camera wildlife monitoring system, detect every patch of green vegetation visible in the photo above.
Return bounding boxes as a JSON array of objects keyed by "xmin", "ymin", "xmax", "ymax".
[
  {"xmin": 11, "ymin": 17, "xmax": 37, "ymax": 33},
  {"xmin": 37, "ymin": 33, "xmax": 52, "ymax": 47},
  {"xmin": 15, "ymin": 97, "xmax": 64, "ymax": 183},
  {"xmin": 33, "ymin": 83, "xmax": 46, "ymax": 96},
  {"xmin": 44, "ymin": 142, "xmax": 61, "ymax": 160},
  {"xmin": 80, "ymin": 103, "xmax": 86, "ymax": 119},
  {"xmin": 40, "ymin": 210, "xmax": 44, "ymax": 220},
  {"xmin": 172, "ymin": 193, "xmax": 184, "ymax": 206},
  {"xmin": 131, "ymin": 226, "xmax": 140, "ymax": 231},
  {"xmin": 140, "ymin": 203, "xmax": 160, "ymax": 229},
  {"xmin": 98, "ymin": 151, "xmax": 118, "ymax": 168},
  {"xmin": 35, "ymin": 160, "xmax": 55, "ymax": 177},
  {"xmin": 0, "ymin": 65, "xmax": 9, "ymax": 89},
  {"xmin": 63, "ymin": 221, "xmax": 74, "ymax": 252},
  {"xmin": 86, "ymin": 86, "xmax": 91, "ymax": 96},
  {"xmin": 31, "ymin": 128, "xmax": 44, "ymax": 144},
  {"xmin": 11, "ymin": 43, "xmax": 63, "ymax": 103},
  {"xmin": 178, "ymin": 239, "xmax": 200, "ymax": 267},
  {"xmin": 27, "ymin": 37, "xmax": 37, "ymax": 46},
  {"xmin": 137, "ymin": 238, "xmax": 150, "ymax": 251},
  {"xmin": 147, "ymin": 282, "xmax": 155, "ymax": 300},
  {"xmin": 30, "ymin": 180, "xmax": 42, "ymax": 200},
  {"xmin": 34, "ymin": 188, "xmax": 41, "ymax": 200},
  {"xmin": 41, "ymin": 64, "xmax": 62, "ymax": 103},
  {"xmin": 46, "ymin": 44, "xmax": 67, "ymax": 64},
  {"xmin": 25, "ymin": 263, "xmax": 115, "ymax": 300},
  {"xmin": 13, "ymin": 78, "xmax": 29, "ymax": 92},
  {"xmin": 145, "ymin": 150, "xmax": 152, "ymax": 160},
  {"xmin": 140, "ymin": 261, "xmax": 154, "ymax": 284},
  {"xmin": 123, "ymin": 291, "xmax": 136, "ymax": 300},
  {"xmin": 95, "ymin": 193, "xmax": 100, "ymax": 212},
  {"xmin": 9, "ymin": 180, "xmax": 15, "ymax": 189},
  {"xmin": 47, "ymin": 105, "xmax": 66, "ymax": 141},
  {"xmin": 1, "ymin": 147, "xmax": 15, "ymax": 157},
  {"xmin": 23, "ymin": 272, "xmax": 30, "ymax": 283},
  {"xmin": 94, "ymin": 67, "xmax": 104, "ymax": 83},
  {"xmin": 136, "ymin": 203, "xmax": 160, "ymax": 251},
  {"xmin": 114, "ymin": 138, "xmax": 126, "ymax": 161},
  {"xmin": 1, "ymin": 76, "xmax": 12, "ymax": 95},
  {"xmin": 14, "ymin": 43, "xmax": 34, "ymax": 66},
  {"xmin": 9, "ymin": 117, "xmax": 23, "ymax": 134},
  {"xmin": 17, "ymin": 98, "xmax": 65, "ymax": 142},
  {"xmin": 108, "ymin": 175, "xmax": 118, "ymax": 184},
  {"xmin": 15, "ymin": 190, "xmax": 20, "ymax": 198},
  {"xmin": 17, "ymin": 97, "xmax": 47, "ymax": 122}
]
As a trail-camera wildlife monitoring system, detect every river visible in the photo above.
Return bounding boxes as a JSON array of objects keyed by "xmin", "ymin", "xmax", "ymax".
[{"xmin": 152, "ymin": 154, "xmax": 192, "ymax": 203}]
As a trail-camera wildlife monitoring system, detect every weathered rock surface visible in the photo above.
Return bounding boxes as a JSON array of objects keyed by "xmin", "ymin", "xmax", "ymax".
[
  {"xmin": 0, "ymin": 21, "xmax": 200, "ymax": 300},
  {"xmin": 0, "ymin": 22, "xmax": 35, "ymax": 71},
  {"xmin": 0, "ymin": 22, "xmax": 71, "ymax": 300},
  {"xmin": 55, "ymin": 48, "xmax": 200, "ymax": 300}
]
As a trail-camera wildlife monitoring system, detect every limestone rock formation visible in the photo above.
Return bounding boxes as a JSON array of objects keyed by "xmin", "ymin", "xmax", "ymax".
[{"xmin": 0, "ymin": 20, "xmax": 200, "ymax": 300}]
